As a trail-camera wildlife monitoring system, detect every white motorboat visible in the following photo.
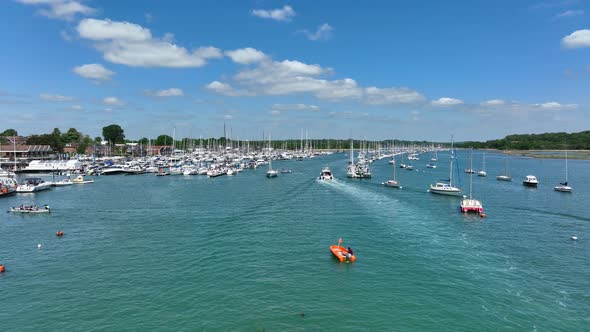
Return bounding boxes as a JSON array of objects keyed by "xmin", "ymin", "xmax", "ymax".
[
  {"xmin": 426, "ymin": 163, "xmax": 437, "ymax": 168},
  {"xmin": 183, "ymin": 167, "xmax": 199, "ymax": 175},
  {"xmin": 72, "ymin": 175, "xmax": 94, "ymax": 184},
  {"xmin": 124, "ymin": 165, "xmax": 145, "ymax": 175},
  {"xmin": 207, "ymin": 169, "xmax": 225, "ymax": 177},
  {"xmin": 554, "ymin": 150, "xmax": 573, "ymax": 193},
  {"xmin": 100, "ymin": 165, "xmax": 126, "ymax": 175},
  {"xmin": 319, "ymin": 167, "xmax": 334, "ymax": 180},
  {"xmin": 523, "ymin": 175, "xmax": 539, "ymax": 187},
  {"xmin": 9, "ymin": 204, "xmax": 51, "ymax": 214},
  {"xmin": 16, "ymin": 178, "xmax": 52, "ymax": 193}
]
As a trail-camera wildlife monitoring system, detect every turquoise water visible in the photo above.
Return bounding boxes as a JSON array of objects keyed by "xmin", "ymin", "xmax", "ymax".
[{"xmin": 1, "ymin": 151, "xmax": 589, "ymax": 330}]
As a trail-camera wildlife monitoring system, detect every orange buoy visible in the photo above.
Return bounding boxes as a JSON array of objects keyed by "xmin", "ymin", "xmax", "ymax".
[
  {"xmin": 0, "ymin": 264, "xmax": 5, "ymax": 273},
  {"xmin": 56, "ymin": 231, "xmax": 64, "ymax": 237},
  {"xmin": 480, "ymin": 213, "xmax": 486, "ymax": 218}
]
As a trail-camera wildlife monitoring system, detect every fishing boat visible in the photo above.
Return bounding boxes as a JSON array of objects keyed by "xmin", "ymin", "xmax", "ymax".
[
  {"xmin": 330, "ymin": 239, "xmax": 356, "ymax": 262},
  {"xmin": 319, "ymin": 167, "xmax": 334, "ymax": 180},
  {"xmin": 477, "ymin": 152, "xmax": 487, "ymax": 177},
  {"xmin": 72, "ymin": 175, "xmax": 94, "ymax": 184},
  {"xmin": 383, "ymin": 156, "xmax": 401, "ymax": 188},
  {"xmin": 460, "ymin": 148, "xmax": 484, "ymax": 214},
  {"xmin": 430, "ymin": 137, "xmax": 461, "ymax": 196},
  {"xmin": 496, "ymin": 155, "xmax": 511, "ymax": 181},
  {"xmin": 16, "ymin": 178, "xmax": 52, "ymax": 193},
  {"xmin": 523, "ymin": 175, "xmax": 539, "ymax": 187},
  {"xmin": 8, "ymin": 205, "xmax": 51, "ymax": 214},
  {"xmin": 554, "ymin": 150, "xmax": 572, "ymax": 192}
]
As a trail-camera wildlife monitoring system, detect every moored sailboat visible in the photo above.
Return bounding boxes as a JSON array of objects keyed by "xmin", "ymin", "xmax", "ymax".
[{"xmin": 554, "ymin": 150, "xmax": 572, "ymax": 192}]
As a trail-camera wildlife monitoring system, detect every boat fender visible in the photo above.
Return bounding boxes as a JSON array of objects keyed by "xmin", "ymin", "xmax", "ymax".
[
  {"xmin": 1, "ymin": 187, "xmax": 8, "ymax": 193},
  {"xmin": 0, "ymin": 264, "xmax": 5, "ymax": 273}
]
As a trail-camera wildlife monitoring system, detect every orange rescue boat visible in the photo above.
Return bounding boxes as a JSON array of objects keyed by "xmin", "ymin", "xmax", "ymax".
[{"xmin": 330, "ymin": 238, "xmax": 356, "ymax": 262}]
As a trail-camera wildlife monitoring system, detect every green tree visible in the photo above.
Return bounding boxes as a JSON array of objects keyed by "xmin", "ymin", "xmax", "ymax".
[
  {"xmin": 94, "ymin": 136, "xmax": 102, "ymax": 143},
  {"xmin": 154, "ymin": 135, "xmax": 173, "ymax": 145},
  {"xmin": 1, "ymin": 129, "xmax": 17, "ymax": 136},
  {"xmin": 77, "ymin": 135, "xmax": 94, "ymax": 154},
  {"xmin": 102, "ymin": 124, "xmax": 125, "ymax": 144},
  {"xmin": 61, "ymin": 128, "xmax": 82, "ymax": 143}
]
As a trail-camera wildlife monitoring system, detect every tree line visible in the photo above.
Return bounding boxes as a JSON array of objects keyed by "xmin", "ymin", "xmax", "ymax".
[{"xmin": 455, "ymin": 131, "xmax": 590, "ymax": 150}]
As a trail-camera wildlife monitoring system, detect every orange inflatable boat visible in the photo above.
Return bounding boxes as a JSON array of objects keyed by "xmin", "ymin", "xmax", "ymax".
[{"xmin": 330, "ymin": 245, "xmax": 356, "ymax": 262}]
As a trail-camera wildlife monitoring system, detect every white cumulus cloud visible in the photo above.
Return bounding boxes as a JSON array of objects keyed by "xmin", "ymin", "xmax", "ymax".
[
  {"xmin": 533, "ymin": 101, "xmax": 578, "ymax": 110},
  {"xmin": 301, "ymin": 23, "xmax": 333, "ymax": 41},
  {"xmin": 205, "ymin": 50, "xmax": 424, "ymax": 106},
  {"xmin": 251, "ymin": 5, "xmax": 295, "ymax": 22},
  {"xmin": 17, "ymin": 0, "xmax": 95, "ymax": 21},
  {"xmin": 562, "ymin": 29, "xmax": 590, "ymax": 48},
  {"xmin": 480, "ymin": 99, "xmax": 506, "ymax": 106},
  {"xmin": 77, "ymin": 18, "xmax": 223, "ymax": 67},
  {"xmin": 103, "ymin": 96, "xmax": 124, "ymax": 106},
  {"xmin": 145, "ymin": 88, "xmax": 184, "ymax": 97},
  {"xmin": 432, "ymin": 97, "xmax": 464, "ymax": 106},
  {"xmin": 40, "ymin": 93, "xmax": 75, "ymax": 102},
  {"xmin": 225, "ymin": 48, "xmax": 268, "ymax": 64},
  {"xmin": 73, "ymin": 63, "xmax": 114, "ymax": 82}
]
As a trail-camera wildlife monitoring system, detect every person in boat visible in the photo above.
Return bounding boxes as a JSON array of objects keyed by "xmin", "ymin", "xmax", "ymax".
[{"xmin": 346, "ymin": 247, "xmax": 354, "ymax": 260}]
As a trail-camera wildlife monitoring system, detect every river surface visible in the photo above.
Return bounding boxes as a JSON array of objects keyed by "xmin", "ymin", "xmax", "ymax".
[{"xmin": 1, "ymin": 150, "xmax": 588, "ymax": 330}]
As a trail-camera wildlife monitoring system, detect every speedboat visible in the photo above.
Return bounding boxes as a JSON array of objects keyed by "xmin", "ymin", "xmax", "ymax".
[
  {"xmin": 426, "ymin": 163, "xmax": 437, "ymax": 168},
  {"xmin": 319, "ymin": 167, "xmax": 333, "ymax": 180},
  {"xmin": 16, "ymin": 178, "xmax": 52, "ymax": 193},
  {"xmin": 72, "ymin": 175, "xmax": 94, "ymax": 184},
  {"xmin": 9, "ymin": 205, "xmax": 51, "ymax": 214},
  {"xmin": 124, "ymin": 165, "xmax": 145, "ymax": 175},
  {"xmin": 464, "ymin": 168, "xmax": 476, "ymax": 174},
  {"xmin": 523, "ymin": 175, "xmax": 538, "ymax": 187},
  {"xmin": 429, "ymin": 182, "xmax": 462, "ymax": 196},
  {"xmin": 477, "ymin": 170, "xmax": 487, "ymax": 177},
  {"xmin": 100, "ymin": 165, "xmax": 126, "ymax": 175}
]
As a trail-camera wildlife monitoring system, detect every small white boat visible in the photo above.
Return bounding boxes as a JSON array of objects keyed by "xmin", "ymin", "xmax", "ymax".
[
  {"xmin": 266, "ymin": 169, "xmax": 278, "ymax": 178},
  {"xmin": 9, "ymin": 205, "xmax": 51, "ymax": 214},
  {"xmin": 383, "ymin": 152, "xmax": 401, "ymax": 188},
  {"xmin": 477, "ymin": 152, "xmax": 487, "ymax": 177},
  {"xmin": 319, "ymin": 167, "xmax": 334, "ymax": 180},
  {"xmin": 497, "ymin": 155, "xmax": 511, "ymax": 181},
  {"xmin": 426, "ymin": 163, "xmax": 437, "ymax": 168},
  {"xmin": 72, "ymin": 175, "xmax": 94, "ymax": 184},
  {"xmin": 52, "ymin": 178, "xmax": 74, "ymax": 187},
  {"xmin": 523, "ymin": 175, "xmax": 539, "ymax": 187},
  {"xmin": 477, "ymin": 170, "xmax": 487, "ymax": 177}
]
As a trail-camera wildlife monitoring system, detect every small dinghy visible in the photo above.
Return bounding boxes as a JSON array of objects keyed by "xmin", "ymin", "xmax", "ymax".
[
  {"xmin": 330, "ymin": 238, "xmax": 356, "ymax": 262},
  {"xmin": 8, "ymin": 205, "xmax": 51, "ymax": 214},
  {"xmin": 72, "ymin": 175, "xmax": 94, "ymax": 184}
]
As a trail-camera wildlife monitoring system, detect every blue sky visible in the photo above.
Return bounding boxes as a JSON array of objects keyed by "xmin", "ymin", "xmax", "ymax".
[{"xmin": 1, "ymin": 0, "xmax": 589, "ymax": 141}]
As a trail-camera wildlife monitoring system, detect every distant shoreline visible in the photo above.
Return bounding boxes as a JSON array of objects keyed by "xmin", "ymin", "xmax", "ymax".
[{"xmin": 491, "ymin": 149, "xmax": 590, "ymax": 160}]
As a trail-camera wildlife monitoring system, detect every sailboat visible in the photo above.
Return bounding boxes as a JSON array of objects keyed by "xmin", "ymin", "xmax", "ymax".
[
  {"xmin": 266, "ymin": 133, "xmax": 278, "ymax": 178},
  {"xmin": 383, "ymin": 155, "xmax": 401, "ymax": 188},
  {"xmin": 496, "ymin": 154, "xmax": 511, "ymax": 181},
  {"xmin": 346, "ymin": 139, "xmax": 359, "ymax": 178},
  {"xmin": 460, "ymin": 148, "xmax": 484, "ymax": 214},
  {"xmin": 429, "ymin": 136, "xmax": 462, "ymax": 196},
  {"xmin": 554, "ymin": 150, "xmax": 572, "ymax": 192},
  {"xmin": 477, "ymin": 152, "xmax": 487, "ymax": 177}
]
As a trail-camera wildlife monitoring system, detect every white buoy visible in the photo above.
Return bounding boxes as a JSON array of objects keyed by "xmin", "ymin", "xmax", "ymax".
[
  {"xmin": 571, "ymin": 236, "xmax": 578, "ymax": 241},
  {"xmin": 37, "ymin": 244, "xmax": 42, "ymax": 249}
]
